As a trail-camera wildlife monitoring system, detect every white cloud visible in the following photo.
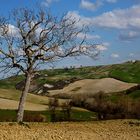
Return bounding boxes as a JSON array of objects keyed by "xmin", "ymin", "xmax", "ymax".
[
  {"xmin": 77, "ymin": 32, "xmax": 100, "ymax": 40},
  {"xmin": 119, "ymin": 30, "xmax": 140, "ymax": 41},
  {"xmin": 111, "ymin": 53, "xmax": 119, "ymax": 58},
  {"xmin": 80, "ymin": 0, "xmax": 103, "ymax": 11},
  {"xmin": 66, "ymin": 11, "xmax": 91, "ymax": 28},
  {"xmin": 6, "ymin": 24, "xmax": 42, "ymax": 38},
  {"xmin": 96, "ymin": 44, "xmax": 107, "ymax": 51},
  {"xmin": 8, "ymin": 24, "xmax": 20, "ymax": 37},
  {"xmin": 0, "ymin": 24, "xmax": 20, "ymax": 38},
  {"xmin": 42, "ymin": 0, "xmax": 59, "ymax": 7},
  {"xmin": 68, "ymin": 5, "xmax": 140, "ymax": 30},
  {"xmin": 92, "ymin": 5, "xmax": 140, "ymax": 29},
  {"xmin": 96, "ymin": 42, "xmax": 109, "ymax": 51},
  {"xmin": 106, "ymin": 0, "xmax": 117, "ymax": 3}
]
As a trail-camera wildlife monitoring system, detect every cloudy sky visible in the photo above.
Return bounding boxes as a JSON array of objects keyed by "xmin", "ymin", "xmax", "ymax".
[{"xmin": 0, "ymin": 0, "xmax": 140, "ymax": 67}]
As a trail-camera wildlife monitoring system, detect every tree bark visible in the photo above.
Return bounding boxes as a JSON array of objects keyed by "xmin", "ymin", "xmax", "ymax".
[{"xmin": 17, "ymin": 73, "xmax": 31, "ymax": 123}]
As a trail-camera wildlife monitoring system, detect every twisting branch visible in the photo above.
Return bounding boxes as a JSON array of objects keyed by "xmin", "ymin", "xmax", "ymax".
[{"xmin": 0, "ymin": 8, "xmax": 98, "ymax": 122}]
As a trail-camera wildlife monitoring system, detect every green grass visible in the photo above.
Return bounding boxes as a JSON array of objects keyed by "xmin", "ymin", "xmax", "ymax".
[
  {"xmin": 0, "ymin": 109, "xmax": 96, "ymax": 122},
  {"xmin": 0, "ymin": 110, "xmax": 17, "ymax": 121},
  {"xmin": 109, "ymin": 61, "xmax": 140, "ymax": 83},
  {"xmin": 70, "ymin": 110, "xmax": 96, "ymax": 121},
  {"xmin": 0, "ymin": 75, "xmax": 24, "ymax": 89}
]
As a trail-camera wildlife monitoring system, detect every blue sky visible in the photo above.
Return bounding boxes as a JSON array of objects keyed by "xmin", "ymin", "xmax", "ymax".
[{"xmin": 0, "ymin": 0, "xmax": 140, "ymax": 67}]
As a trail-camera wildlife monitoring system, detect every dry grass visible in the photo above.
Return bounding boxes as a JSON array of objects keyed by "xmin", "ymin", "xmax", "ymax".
[
  {"xmin": 0, "ymin": 88, "xmax": 69, "ymax": 107},
  {"xmin": 0, "ymin": 120, "xmax": 140, "ymax": 140},
  {"xmin": 0, "ymin": 89, "xmax": 86, "ymax": 111},
  {"xmin": 0, "ymin": 89, "xmax": 50, "ymax": 110},
  {"xmin": 0, "ymin": 98, "xmax": 48, "ymax": 111},
  {"xmin": 0, "ymin": 88, "xmax": 50, "ymax": 105},
  {"xmin": 48, "ymin": 78, "xmax": 137, "ymax": 97}
]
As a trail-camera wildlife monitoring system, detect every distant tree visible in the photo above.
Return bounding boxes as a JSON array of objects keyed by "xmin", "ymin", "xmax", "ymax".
[{"xmin": 0, "ymin": 8, "xmax": 98, "ymax": 122}]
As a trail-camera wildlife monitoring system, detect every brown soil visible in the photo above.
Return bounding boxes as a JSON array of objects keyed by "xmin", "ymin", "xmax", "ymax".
[{"xmin": 0, "ymin": 120, "xmax": 140, "ymax": 140}]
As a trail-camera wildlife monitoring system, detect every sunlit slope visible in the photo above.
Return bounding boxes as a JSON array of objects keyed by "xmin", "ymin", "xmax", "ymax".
[
  {"xmin": 48, "ymin": 78, "xmax": 137, "ymax": 97},
  {"xmin": 0, "ymin": 89, "xmax": 49, "ymax": 104},
  {"xmin": 0, "ymin": 98, "xmax": 48, "ymax": 111}
]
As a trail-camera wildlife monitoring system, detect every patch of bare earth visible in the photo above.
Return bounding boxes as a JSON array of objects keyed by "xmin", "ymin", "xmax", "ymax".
[{"xmin": 0, "ymin": 120, "xmax": 140, "ymax": 140}]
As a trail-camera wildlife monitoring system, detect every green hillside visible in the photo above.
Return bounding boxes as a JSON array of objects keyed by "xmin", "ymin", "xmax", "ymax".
[
  {"xmin": 109, "ymin": 61, "xmax": 140, "ymax": 83},
  {"xmin": 0, "ymin": 60, "xmax": 140, "ymax": 90}
]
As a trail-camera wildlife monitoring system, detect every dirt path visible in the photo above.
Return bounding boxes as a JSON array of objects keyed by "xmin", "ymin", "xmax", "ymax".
[{"xmin": 0, "ymin": 120, "xmax": 140, "ymax": 140}]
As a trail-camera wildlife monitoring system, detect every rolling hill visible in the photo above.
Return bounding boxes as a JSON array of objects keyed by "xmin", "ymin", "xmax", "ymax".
[
  {"xmin": 0, "ymin": 60, "xmax": 139, "ymax": 110},
  {"xmin": 0, "ymin": 60, "xmax": 140, "ymax": 91},
  {"xmin": 47, "ymin": 78, "xmax": 137, "ymax": 98},
  {"xmin": 0, "ymin": 60, "xmax": 139, "ymax": 121}
]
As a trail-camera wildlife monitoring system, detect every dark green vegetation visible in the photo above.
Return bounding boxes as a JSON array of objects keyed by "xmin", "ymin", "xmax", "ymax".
[
  {"xmin": 0, "ymin": 109, "xmax": 96, "ymax": 122},
  {"xmin": 128, "ymin": 90, "xmax": 140, "ymax": 99}
]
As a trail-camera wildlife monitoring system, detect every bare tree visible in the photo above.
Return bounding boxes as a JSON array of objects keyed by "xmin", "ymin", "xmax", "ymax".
[{"xmin": 0, "ymin": 8, "xmax": 98, "ymax": 122}]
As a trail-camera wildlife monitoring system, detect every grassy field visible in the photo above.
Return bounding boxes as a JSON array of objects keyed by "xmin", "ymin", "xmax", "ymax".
[
  {"xmin": 0, "ymin": 88, "xmax": 71, "ymax": 105},
  {"xmin": 0, "ymin": 88, "xmax": 50, "ymax": 105}
]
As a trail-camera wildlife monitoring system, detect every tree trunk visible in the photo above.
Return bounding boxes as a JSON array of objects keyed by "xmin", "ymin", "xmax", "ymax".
[{"xmin": 17, "ymin": 73, "xmax": 31, "ymax": 123}]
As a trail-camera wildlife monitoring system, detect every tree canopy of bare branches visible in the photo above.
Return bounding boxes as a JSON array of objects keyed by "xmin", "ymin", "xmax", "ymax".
[{"xmin": 0, "ymin": 8, "xmax": 98, "ymax": 122}]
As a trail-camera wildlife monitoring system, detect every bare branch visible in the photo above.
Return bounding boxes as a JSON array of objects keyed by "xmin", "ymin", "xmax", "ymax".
[{"xmin": 0, "ymin": 8, "xmax": 98, "ymax": 78}]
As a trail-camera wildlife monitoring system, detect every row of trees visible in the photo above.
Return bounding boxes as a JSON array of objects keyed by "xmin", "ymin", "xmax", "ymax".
[
  {"xmin": 72, "ymin": 92, "xmax": 140, "ymax": 120},
  {"xmin": 0, "ymin": 8, "xmax": 97, "ymax": 122}
]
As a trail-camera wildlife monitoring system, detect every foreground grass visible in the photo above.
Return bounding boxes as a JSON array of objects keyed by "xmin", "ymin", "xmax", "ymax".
[{"xmin": 0, "ymin": 120, "xmax": 140, "ymax": 140}]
